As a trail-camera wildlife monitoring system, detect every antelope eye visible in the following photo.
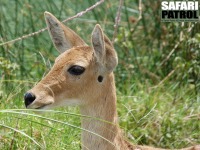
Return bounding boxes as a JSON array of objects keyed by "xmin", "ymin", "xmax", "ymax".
[{"xmin": 68, "ymin": 65, "xmax": 85, "ymax": 75}]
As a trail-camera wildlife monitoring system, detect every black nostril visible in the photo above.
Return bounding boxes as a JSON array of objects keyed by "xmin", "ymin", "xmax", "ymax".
[{"xmin": 24, "ymin": 92, "xmax": 36, "ymax": 107}]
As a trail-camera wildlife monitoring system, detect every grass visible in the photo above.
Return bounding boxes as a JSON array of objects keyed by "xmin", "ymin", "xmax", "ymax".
[{"xmin": 0, "ymin": 0, "xmax": 199, "ymax": 149}]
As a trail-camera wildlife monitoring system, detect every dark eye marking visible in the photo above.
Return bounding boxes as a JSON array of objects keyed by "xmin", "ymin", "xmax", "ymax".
[
  {"xmin": 68, "ymin": 65, "xmax": 85, "ymax": 75},
  {"xmin": 98, "ymin": 76, "xmax": 103, "ymax": 82}
]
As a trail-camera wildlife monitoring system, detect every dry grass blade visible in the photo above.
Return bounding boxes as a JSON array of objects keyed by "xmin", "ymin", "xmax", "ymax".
[
  {"xmin": 0, "ymin": 110, "xmax": 118, "ymax": 149},
  {"xmin": 112, "ymin": 0, "xmax": 124, "ymax": 43},
  {"xmin": 0, "ymin": 123, "xmax": 43, "ymax": 148},
  {"xmin": 158, "ymin": 22, "xmax": 197, "ymax": 68},
  {"xmin": 0, "ymin": 0, "xmax": 104, "ymax": 46}
]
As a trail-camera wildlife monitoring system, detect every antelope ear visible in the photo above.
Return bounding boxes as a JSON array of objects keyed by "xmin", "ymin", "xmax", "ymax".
[
  {"xmin": 91, "ymin": 24, "xmax": 118, "ymax": 73},
  {"xmin": 91, "ymin": 24, "xmax": 105, "ymax": 63},
  {"xmin": 44, "ymin": 11, "xmax": 87, "ymax": 53}
]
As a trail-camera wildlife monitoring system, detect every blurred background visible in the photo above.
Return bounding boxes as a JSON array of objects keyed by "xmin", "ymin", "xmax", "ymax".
[{"xmin": 0, "ymin": 0, "xmax": 199, "ymax": 149}]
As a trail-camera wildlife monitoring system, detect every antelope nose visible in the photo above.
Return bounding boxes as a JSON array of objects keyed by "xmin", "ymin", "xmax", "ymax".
[{"xmin": 24, "ymin": 92, "xmax": 36, "ymax": 107}]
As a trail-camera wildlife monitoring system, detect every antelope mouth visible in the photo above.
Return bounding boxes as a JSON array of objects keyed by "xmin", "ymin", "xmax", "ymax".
[
  {"xmin": 26, "ymin": 101, "xmax": 53, "ymax": 110},
  {"xmin": 34, "ymin": 102, "xmax": 53, "ymax": 109}
]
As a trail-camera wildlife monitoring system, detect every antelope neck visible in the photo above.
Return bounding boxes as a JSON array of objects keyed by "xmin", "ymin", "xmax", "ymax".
[{"xmin": 80, "ymin": 73, "xmax": 121, "ymax": 150}]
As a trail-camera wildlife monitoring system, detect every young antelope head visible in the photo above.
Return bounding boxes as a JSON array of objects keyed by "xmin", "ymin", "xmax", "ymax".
[{"xmin": 24, "ymin": 12, "xmax": 118, "ymax": 109}]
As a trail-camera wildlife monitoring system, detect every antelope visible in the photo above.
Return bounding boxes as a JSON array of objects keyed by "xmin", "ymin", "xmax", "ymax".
[{"xmin": 24, "ymin": 12, "xmax": 200, "ymax": 150}]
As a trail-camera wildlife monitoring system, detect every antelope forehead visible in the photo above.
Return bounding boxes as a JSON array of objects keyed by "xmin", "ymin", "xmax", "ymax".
[
  {"xmin": 55, "ymin": 50, "xmax": 92, "ymax": 66},
  {"xmin": 55, "ymin": 56, "xmax": 89, "ymax": 68}
]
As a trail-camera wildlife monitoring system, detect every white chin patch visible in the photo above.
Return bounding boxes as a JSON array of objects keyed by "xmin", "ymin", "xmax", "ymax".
[{"xmin": 57, "ymin": 99, "xmax": 82, "ymax": 107}]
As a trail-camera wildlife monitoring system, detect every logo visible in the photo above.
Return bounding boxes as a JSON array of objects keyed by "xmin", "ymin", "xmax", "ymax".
[{"xmin": 161, "ymin": 1, "xmax": 199, "ymax": 22}]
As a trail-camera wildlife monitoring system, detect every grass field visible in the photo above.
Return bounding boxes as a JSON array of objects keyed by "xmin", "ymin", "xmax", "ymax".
[{"xmin": 0, "ymin": 0, "xmax": 199, "ymax": 149}]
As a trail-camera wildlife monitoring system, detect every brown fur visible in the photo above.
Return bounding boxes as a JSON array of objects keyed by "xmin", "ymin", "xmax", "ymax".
[{"xmin": 25, "ymin": 12, "xmax": 200, "ymax": 150}]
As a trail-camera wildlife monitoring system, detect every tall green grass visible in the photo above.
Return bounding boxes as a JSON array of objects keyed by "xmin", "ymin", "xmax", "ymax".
[{"xmin": 0, "ymin": 0, "xmax": 199, "ymax": 149}]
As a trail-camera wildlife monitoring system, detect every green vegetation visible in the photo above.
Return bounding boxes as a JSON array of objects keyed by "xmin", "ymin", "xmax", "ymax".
[{"xmin": 0, "ymin": 0, "xmax": 199, "ymax": 149}]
